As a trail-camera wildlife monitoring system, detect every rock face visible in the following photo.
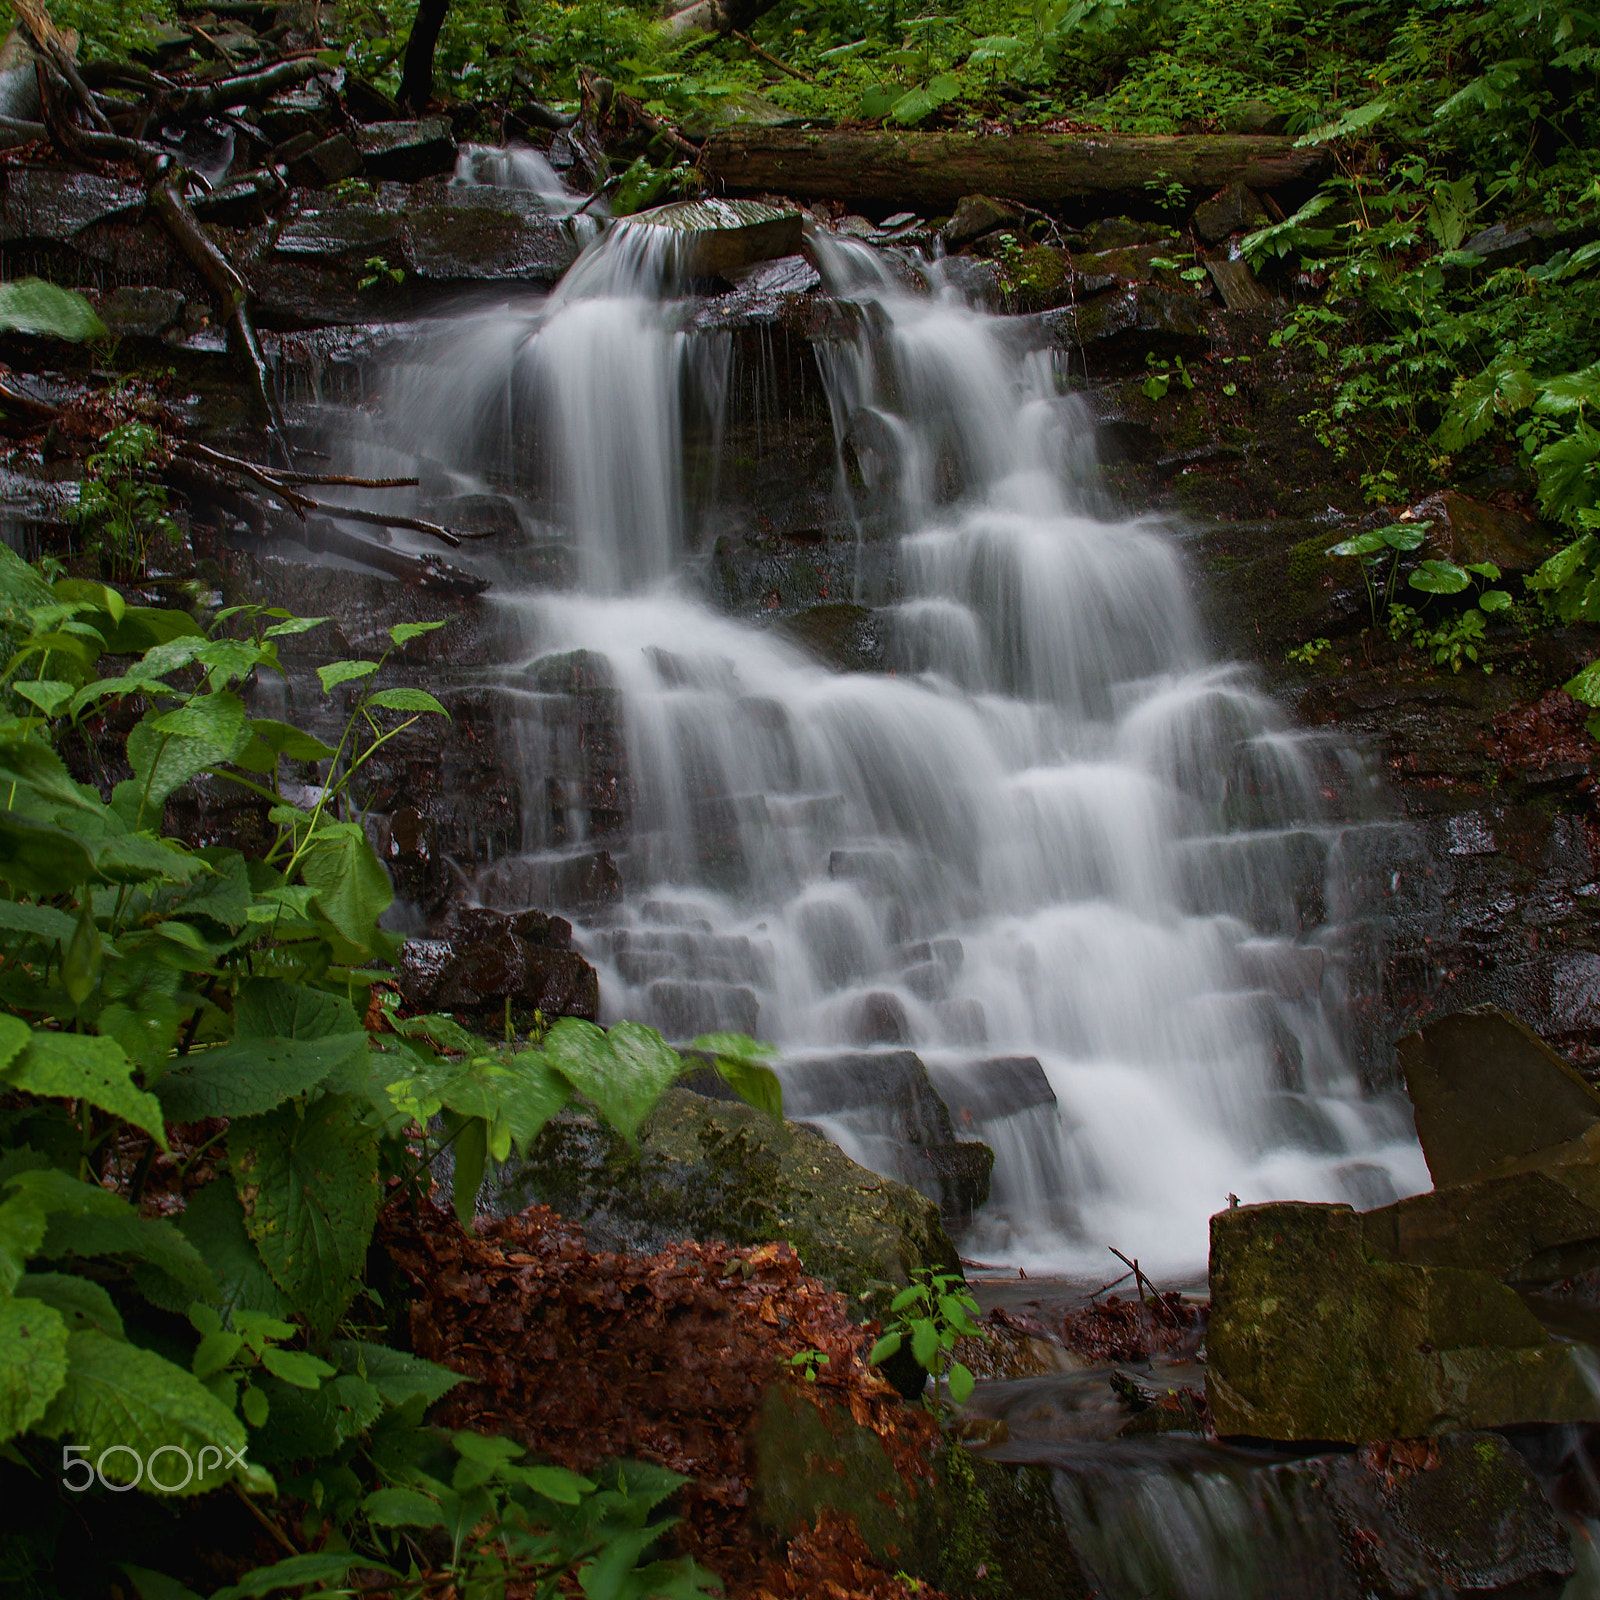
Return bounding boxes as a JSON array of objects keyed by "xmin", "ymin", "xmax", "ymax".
[
  {"xmin": 1206, "ymin": 1201, "xmax": 1596, "ymax": 1441},
  {"xmin": 394, "ymin": 905, "xmax": 599, "ymax": 1020},
  {"xmin": 493, "ymin": 1086, "xmax": 960, "ymax": 1312},
  {"xmin": 625, "ymin": 197, "xmax": 803, "ymax": 278},
  {"xmin": 1397, "ymin": 1007, "xmax": 1600, "ymax": 1187}
]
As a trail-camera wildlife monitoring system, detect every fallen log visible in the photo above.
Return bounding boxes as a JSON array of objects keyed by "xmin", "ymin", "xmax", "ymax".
[{"xmin": 702, "ymin": 128, "xmax": 1330, "ymax": 209}]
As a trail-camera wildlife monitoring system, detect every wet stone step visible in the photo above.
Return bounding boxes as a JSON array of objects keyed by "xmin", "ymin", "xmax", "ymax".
[
  {"xmin": 925, "ymin": 1056, "xmax": 1058, "ymax": 1124},
  {"xmin": 645, "ymin": 978, "xmax": 761, "ymax": 1039}
]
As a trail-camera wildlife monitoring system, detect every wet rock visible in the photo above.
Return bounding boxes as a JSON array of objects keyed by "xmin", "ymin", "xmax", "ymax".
[
  {"xmin": 1192, "ymin": 182, "xmax": 1269, "ymax": 243},
  {"xmin": 340, "ymin": 74, "xmax": 402, "ymax": 123},
  {"xmin": 1205, "ymin": 257, "xmax": 1274, "ymax": 311},
  {"xmin": 1084, "ymin": 217, "xmax": 1167, "ymax": 251},
  {"xmin": 1207, "ymin": 1201, "xmax": 1597, "ymax": 1441},
  {"xmin": 925, "ymin": 1056, "xmax": 1057, "ymax": 1125},
  {"xmin": 97, "ymin": 285, "xmax": 185, "ymax": 340},
  {"xmin": 471, "ymin": 849, "xmax": 625, "ymax": 914},
  {"xmin": 628, "ymin": 197, "xmax": 803, "ymax": 278},
  {"xmin": 752, "ymin": 1387, "xmax": 1095, "ymax": 1598},
  {"xmin": 494, "ymin": 1085, "xmax": 961, "ymax": 1313},
  {"xmin": 288, "ymin": 132, "xmax": 363, "ymax": 188},
  {"xmin": 645, "ymin": 977, "xmax": 760, "ymax": 1037},
  {"xmin": 1411, "ymin": 488, "xmax": 1554, "ymax": 577},
  {"xmin": 1317, "ymin": 1433, "xmax": 1573, "ymax": 1597},
  {"xmin": 1397, "ymin": 1007, "xmax": 1600, "ymax": 1188},
  {"xmin": 1052, "ymin": 285, "xmax": 1211, "ymax": 352},
  {"xmin": 408, "ymin": 194, "xmax": 578, "ymax": 282},
  {"xmin": 848, "ymin": 990, "xmax": 912, "ymax": 1045},
  {"xmin": 943, "ymin": 193, "xmax": 1022, "ymax": 251},
  {"xmin": 394, "ymin": 904, "xmax": 598, "ymax": 1019},
  {"xmin": 773, "ymin": 601, "xmax": 884, "ymax": 671},
  {"xmin": 355, "ymin": 117, "xmax": 457, "ymax": 181},
  {"xmin": 0, "ymin": 166, "xmax": 145, "ymax": 245},
  {"xmin": 1459, "ymin": 216, "xmax": 1572, "ymax": 270}
]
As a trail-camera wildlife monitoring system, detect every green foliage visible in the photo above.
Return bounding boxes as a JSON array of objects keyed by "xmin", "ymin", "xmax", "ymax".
[
  {"xmin": 74, "ymin": 424, "xmax": 179, "ymax": 577},
  {"xmin": 0, "ymin": 279, "xmax": 108, "ymax": 343},
  {"xmin": 0, "ymin": 560, "xmax": 776, "ymax": 1595},
  {"xmin": 868, "ymin": 1267, "xmax": 985, "ymax": 1410},
  {"xmin": 1325, "ymin": 519, "xmax": 1429, "ymax": 628}
]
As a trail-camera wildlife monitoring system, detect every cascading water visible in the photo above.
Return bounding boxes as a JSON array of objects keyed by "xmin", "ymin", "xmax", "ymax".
[{"xmin": 330, "ymin": 196, "xmax": 1429, "ymax": 1273}]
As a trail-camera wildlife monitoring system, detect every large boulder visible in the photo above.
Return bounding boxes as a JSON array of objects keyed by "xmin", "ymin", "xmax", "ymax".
[
  {"xmin": 492, "ymin": 1085, "xmax": 960, "ymax": 1313},
  {"xmin": 395, "ymin": 905, "xmax": 599, "ymax": 1020},
  {"xmin": 1397, "ymin": 1007, "xmax": 1600, "ymax": 1188},
  {"xmin": 626, "ymin": 197, "xmax": 803, "ymax": 278},
  {"xmin": 1207, "ymin": 1201, "xmax": 1597, "ymax": 1441}
]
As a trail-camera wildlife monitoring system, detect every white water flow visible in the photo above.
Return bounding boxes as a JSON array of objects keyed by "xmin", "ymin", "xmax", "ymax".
[{"xmin": 364, "ymin": 216, "xmax": 1428, "ymax": 1273}]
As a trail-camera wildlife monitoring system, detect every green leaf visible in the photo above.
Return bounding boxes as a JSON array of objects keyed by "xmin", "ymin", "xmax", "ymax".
[
  {"xmin": 232, "ymin": 1097, "xmax": 381, "ymax": 1339},
  {"xmin": 121, "ymin": 1565, "xmax": 206, "ymax": 1600},
  {"xmin": 233, "ymin": 719, "xmax": 337, "ymax": 774},
  {"xmin": 496, "ymin": 1050, "xmax": 573, "ymax": 1152},
  {"xmin": 544, "ymin": 1020, "xmax": 681, "ymax": 1144},
  {"xmin": 1326, "ymin": 530, "xmax": 1388, "ymax": 557},
  {"xmin": 0, "ymin": 1013, "xmax": 32, "ymax": 1074},
  {"xmin": 1534, "ymin": 362, "xmax": 1600, "ymax": 416},
  {"xmin": 911, "ymin": 1320, "xmax": 940, "ymax": 1368},
  {"xmin": 14, "ymin": 679, "xmax": 75, "ymax": 716},
  {"xmin": 4, "ymin": 1031, "xmax": 166, "ymax": 1146},
  {"xmin": 330, "ymin": 1341, "xmax": 460, "ymax": 1409},
  {"xmin": 1409, "ymin": 559, "xmax": 1472, "ymax": 594},
  {"xmin": 1564, "ymin": 660, "xmax": 1600, "ymax": 706},
  {"xmin": 362, "ymin": 1486, "xmax": 448, "ymax": 1528},
  {"xmin": 365, "ymin": 687, "xmax": 450, "ymax": 716},
  {"xmin": 15, "ymin": 1271, "xmax": 125, "ymax": 1337},
  {"xmin": 297, "ymin": 823, "xmax": 394, "ymax": 955},
  {"xmin": 41, "ymin": 1330, "xmax": 250, "ymax": 1493},
  {"xmin": 316, "ymin": 660, "xmax": 380, "ymax": 693},
  {"xmin": 967, "ymin": 33, "xmax": 1025, "ymax": 64},
  {"xmin": 867, "ymin": 1331, "xmax": 901, "ymax": 1366},
  {"xmin": 63, "ymin": 904, "xmax": 102, "ymax": 1007},
  {"xmin": 0, "ymin": 813, "xmax": 98, "ymax": 896},
  {"xmin": 1378, "ymin": 522, "xmax": 1428, "ymax": 552},
  {"xmin": 449, "ymin": 1113, "xmax": 488, "ymax": 1231},
  {"xmin": 1478, "ymin": 589, "xmax": 1513, "ymax": 613},
  {"xmin": 248, "ymin": 1372, "xmax": 382, "ymax": 1464},
  {"xmin": 0, "ymin": 279, "xmax": 108, "ymax": 342},
  {"xmin": 211, "ymin": 1553, "xmax": 390, "ymax": 1600},
  {"xmin": 157, "ymin": 1032, "xmax": 368, "ymax": 1121},
  {"xmin": 175, "ymin": 1183, "xmax": 287, "ymax": 1322},
  {"xmin": 261, "ymin": 615, "xmax": 331, "ymax": 639},
  {"xmin": 388, "ymin": 620, "xmax": 450, "ymax": 645},
  {"xmin": 0, "ymin": 1295, "xmax": 70, "ymax": 1446},
  {"xmin": 1295, "ymin": 97, "xmax": 1390, "ymax": 145},
  {"xmin": 947, "ymin": 1361, "xmax": 975, "ymax": 1403},
  {"xmin": 0, "ymin": 901, "xmax": 76, "ymax": 945},
  {"xmin": 261, "ymin": 1347, "xmax": 336, "ymax": 1389}
]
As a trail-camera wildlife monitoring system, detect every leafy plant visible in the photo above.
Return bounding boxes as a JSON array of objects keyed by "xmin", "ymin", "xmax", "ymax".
[
  {"xmin": 74, "ymin": 424, "xmax": 179, "ymax": 576},
  {"xmin": 867, "ymin": 1268, "xmax": 985, "ymax": 1410},
  {"xmin": 1285, "ymin": 636, "xmax": 1333, "ymax": 667},
  {"xmin": 782, "ymin": 1349, "xmax": 829, "ymax": 1382},
  {"xmin": 358, "ymin": 256, "xmax": 407, "ymax": 290},
  {"xmin": 0, "ymin": 279, "xmax": 108, "ymax": 343},
  {"xmin": 1325, "ymin": 519, "xmax": 1429, "ymax": 628},
  {"xmin": 1387, "ymin": 559, "xmax": 1511, "ymax": 672},
  {"xmin": 0, "ymin": 549, "xmax": 777, "ymax": 1596}
]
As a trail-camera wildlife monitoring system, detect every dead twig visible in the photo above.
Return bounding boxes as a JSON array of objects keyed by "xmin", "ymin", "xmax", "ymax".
[
  {"xmin": 613, "ymin": 87, "xmax": 702, "ymax": 163},
  {"xmin": 730, "ymin": 28, "xmax": 815, "ymax": 84},
  {"xmin": 278, "ymin": 473, "xmax": 421, "ymax": 489},
  {"xmin": 1108, "ymin": 1247, "xmax": 1152, "ymax": 1307},
  {"xmin": 12, "ymin": 0, "xmax": 112, "ymax": 132}
]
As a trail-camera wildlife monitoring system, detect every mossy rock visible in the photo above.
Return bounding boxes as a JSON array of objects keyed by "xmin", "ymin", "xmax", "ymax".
[
  {"xmin": 493, "ymin": 1087, "xmax": 959, "ymax": 1316},
  {"xmin": 749, "ymin": 1384, "xmax": 1093, "ymax": 1599},
  {"xmin": 1208, "ymin": 1201, "xmax": 1599, "ymax": 1441}
]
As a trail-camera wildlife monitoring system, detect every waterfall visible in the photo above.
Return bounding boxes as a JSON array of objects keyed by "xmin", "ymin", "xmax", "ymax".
[{"xmin": 337, "ymin": 208, "xmax": 1428, "ymax": 1274}]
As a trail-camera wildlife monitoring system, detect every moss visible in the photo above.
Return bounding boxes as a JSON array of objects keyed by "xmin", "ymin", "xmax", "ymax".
[
  {"xmin": 1285, "ymin": 531, "xmax": 1333, "ymax": 591},
  {"xmin": 934, "ymin": 1445, "xmax": 1005, "ymax": 1599}
]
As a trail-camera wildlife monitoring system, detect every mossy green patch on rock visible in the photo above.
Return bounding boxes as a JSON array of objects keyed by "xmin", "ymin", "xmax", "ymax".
[
  {"xmin": 1207, "ymin": 1201, "xmax": 1598, "ymax": 1441},
  {"xmin": 749, "ymin": 1385, "xmax": 1093, "ymax": 1599},
  {"xmin": 495, "ymin": 1087, "xmax": 958, "ymax": 1316}
]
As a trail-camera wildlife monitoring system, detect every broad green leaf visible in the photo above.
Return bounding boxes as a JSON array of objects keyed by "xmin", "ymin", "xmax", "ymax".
[
  {"xmin": 0, "ymin": 813, "xmax": 97, "ymax": 896},
  {"xmin": 365, "ymin": 687, "xmax": 450, "ymax": 716},
  {"xmin": 947, "ymin": 1360, "xmax": 975, "ymax": 1403},
  {"xmin": 362, "ymin": 1486, "xmax": 447, "ymax": 1528},
  {"xmin": 867, "ymin": 1331, "xmax": 901, "ymax": 1365},
  {"xmin": 330, "ymin": 1340, "xmax": 461, "ymax": 1409},
  {"xmin": 121, "ymin": 1565, "xmax": 206, "ymax": 1600},
  {"xmin": 297, "ymin": 823, "xmax": 393, "ymax": 955},
  {"xmin": 968, "ymin": 33, "xmax": 1025, "ymax": 64},
  {"xmin": 4, "ymin": 1030, "xmax": 166, "ymax": 1146},
  {"xmin": 247, "ymin": 1371, "xmax": 382, "ymax": 1464},
  {"xmin": 97, "ymin": 608, "xmax": 203, "ymax": 657},
  {"xmin": 0, "ymin": 1013, "xmax": 32, "ymax": 1073},
  {"xmin": 1378, "ymin": 522, "xmax": 1428, "ymax": 552},
  {"xmin": 156, "ymin": 1031, "xmax": 368, "ymax": 1121},
  {"xmin": 514, "ymin": 1462, "xmax": 592, "ymax": 1504},
  {"xmin": 176, "ymin": 1182, "xmax": 293, "ymax": 1322},
  {"xmin": 544, "ymin": 1019, "xmax": 681, "ymax": 1144},
  {"xmin": 236, "ymin": 979, "xmax": 360, "ymax": 1040},
  {"xmin": 260, "ymin": 1347, "xmax": 336, "ymax": 1389},
  {"xmin": 0, "ymin": 1190, "xmax": 50, "ymax": 1295},
  {"xmin": 316, "ymin": 660, "xmax": 380, "ymax": 693},
  {"xmin": 63, "ymin": 904, "xmax": 102, "ymax": 1006},
  {"xmin": 52, "ymin": 579, "xmax": 125, "ymax": 625},
  {"xmin": 0, "ymin": 901, "xmax": 76, "ymax": 945},
  {"xmin": 1564, "ymin": 660, "xmax": 1600, "ymax": 705},
  {"xmin": 1409, "ymin": 559, "xmax": 1472, "ymax": 594},
  {"xmin": 389, "ymin": 620, "xmax": 450, "ymax": 645},
  {"xmin": 233, "ymin": 719, "xmax": 337, "ymax": 774},
  {"xmin": 0, "ymin": 1295, "xmax": 70, "ymax": 1445},
  {"xmin": 212, "ymin": 1552, "xmax": 391, "ymax": 1600},
  {"xmin": 1478, "ymin": 589, "xmax": 1513, "ymax": 613},
  {"xmin": 691, "ymin": 1033, "xmax": 783, "ymax": 1119},
  {"xmin": 126, "ymin": 700, "xmax": 248, "ymax": 818},
  {"xmin": 1534, "ymin": 361, "xmax": 1600, "ymax": 416},
  {"xmin": 95, "ymin": 833, "xmax": 209, "ymax": 887},
  {"xmin": 14, "ymin": 679, "xmax": 74, "ymax": 716},
  {"xmin": 232, "ymin": 1096, "xmax": 381, "ymax": 1339},
  {"xmin": 41, "ymin": 1330, "xmax": 250, "ymax": 1493},
  {"xmin": 15, "ymin": 1271, "xmax": 125, "ymax": 1337},
  {"xmin": 911, "ymin": 1320, "xmax": 940, "ymax": 1367},
  {"xmin": 1295, "ymin": 97, "xmax": 1390, "ymax": 145},
  {"xmin": 0, "ymin": 737, "xmax": 106, "ymax": 815},
  {"xmin": 0, "ymin": 279, "xmax": 108, "ymax": 342},
  {"xmin": 261, "ymin": 615, "xmax": 331, "ymax": 639},
  {"xmin": 13, "ymin": 1169, "xmax": 217, "ymax": 1303},
  {"xmin": 498, "ymin": 1050, "xmax": 573, "ymax": 1151},
  {"xmin": 1326, "ymin": 530, "xmax": 1388, "ymax": 557}
]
